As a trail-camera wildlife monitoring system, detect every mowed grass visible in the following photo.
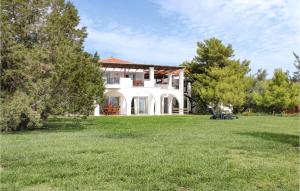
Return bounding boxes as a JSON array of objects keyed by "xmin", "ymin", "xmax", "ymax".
[{"xmin": 1, "ymin": 115, "xmax": 299, "ymax": 191}]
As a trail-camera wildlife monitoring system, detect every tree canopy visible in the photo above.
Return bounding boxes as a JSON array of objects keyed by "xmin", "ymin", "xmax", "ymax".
[
  {"xmin": 253, "ymin": 69, "xmax": 299, "ymax": 113},
  {"xmin": 184, "ymin": 38, "xmax": 252, "ymax": 113},
  {"xmin": 184, "ymin": 38, "xmax": 299, "ymax": 114},
  {"xmin": 1, "ymin": 0, "xmax": 104, "ymax": 131}
]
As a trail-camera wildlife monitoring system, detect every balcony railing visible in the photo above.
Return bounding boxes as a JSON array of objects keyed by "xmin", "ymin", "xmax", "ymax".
[
  {"xmin": 106, "ymin": 77, "xmax": 120, "ymax": 84},
  {"xmin": 104, "ymin": 77, "xmax": 180, "ymax": 89},
  {"xmin": 133, "ymin": 80, "xmax": 144, "ymax": 87}
]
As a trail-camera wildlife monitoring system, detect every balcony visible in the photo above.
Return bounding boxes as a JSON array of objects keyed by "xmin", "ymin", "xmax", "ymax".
[
  {"xmin": 106, "ymin": 77, "xmax": 120, "ymax": 84},
  {"xmin": 133, "ymin": 80, "xmax": 144, "ymax": 87},
  {"xmin": 104, "ymin": 77, "xmax": 180, "ymax": 90},
  {"xmin": 105, "ymin": 77, "xmax": 132, "ymax": 88},
  {"xmin": 154, "ymin": 82, "xmax": 179, "ymax": 89}
]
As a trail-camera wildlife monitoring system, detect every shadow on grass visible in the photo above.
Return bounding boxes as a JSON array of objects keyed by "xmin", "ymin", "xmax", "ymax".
[
  {"xmin": 238, "ymin": 132, "xmax": 300, "ymax": 147},
  {"xmin": 41, "ymin": 118, "xmax": 86, "ymax": 132},
  {"xmin": 4, "ymin": 117, "xmax": 94, "ymax": 134}
]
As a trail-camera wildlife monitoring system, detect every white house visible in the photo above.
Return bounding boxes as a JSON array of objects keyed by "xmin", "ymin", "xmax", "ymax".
[{"xmin": 94, "ymin": 57, "xmax": 191, "ymax": 116}]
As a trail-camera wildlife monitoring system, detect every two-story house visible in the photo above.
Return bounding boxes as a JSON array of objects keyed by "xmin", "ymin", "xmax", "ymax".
[{"xmin": 94, "ymin": 57, "xmax": 189, "ymax": 116}]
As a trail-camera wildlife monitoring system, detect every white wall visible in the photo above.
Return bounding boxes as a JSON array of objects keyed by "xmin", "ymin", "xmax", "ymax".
[
  {"xmin": 96, "ymin": 68, "xmax": 185, "ymax": 116},
  {"xmin": 99, "ymin": 87, "xmax": 183, "ymax": 116}
]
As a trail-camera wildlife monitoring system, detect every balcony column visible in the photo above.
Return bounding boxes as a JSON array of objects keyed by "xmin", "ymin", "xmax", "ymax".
[
  {"xmin": 120, "ymin": 96, "xmax": 127, "ymax": 115},
  {"xmin": 168, "ymin": 73, "xmax": 172, "ymax": 89},
  {"xmin": 155, "ymin": 96, "xmax": 161, "ymax": 115},
  {"xmin": 149, "ymin": 96, "xmax": 155, "ymax": 115},
  {"xmin": 149, "ymin": 67, "xmax": 154, "ymax": 87},
  {"xmin": 179, "ymin": 69, "xmax": 184, "ymax": 91},
  {"xmin": 126, "ymin": 96, "xmax": 132, "ymax": 115},
  {"xmin": 179, "ymin": 97, "xmax": 184, "ymax": 115}
]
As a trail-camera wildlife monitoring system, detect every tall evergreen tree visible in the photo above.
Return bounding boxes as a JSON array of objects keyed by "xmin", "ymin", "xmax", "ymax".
[
  {"xmin": 1, "ymin": 0, "xmax": 50, "ymax": 130},
  {"xmin": 184, "ymin": 38, "xmax": 252, "ymax": 113},
  {"xmin": 1, "ymin": 0, "xmax": 104, "ymax": 131},
  {"xmin": 253, "ymin": 69, "xmax": 299, "ymax": 113},
  {"xmin": 246, "ymin": 69, "xmax": 268, "ymax": 112},
  {"xmin": 44, "ymin": 0, "xmax": 104, "ymax": 116},
  {"xmin": 93, "ymin": 51, "xmax": 100, "ymax": 60}
]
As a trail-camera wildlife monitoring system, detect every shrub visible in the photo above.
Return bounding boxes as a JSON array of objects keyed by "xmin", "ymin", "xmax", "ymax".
[{"xmin": 0, "ymin": 92, "xmax": 40, "ymax": 131}]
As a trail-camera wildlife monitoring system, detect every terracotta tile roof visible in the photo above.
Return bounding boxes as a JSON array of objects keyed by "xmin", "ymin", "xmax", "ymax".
[
  {"xmin": 99, "ymin": 57, "xmax": 134, "ymax": 64},
  {"xmin": 99, "ymin": 57, "xmax": 183, "ymax": 71}
]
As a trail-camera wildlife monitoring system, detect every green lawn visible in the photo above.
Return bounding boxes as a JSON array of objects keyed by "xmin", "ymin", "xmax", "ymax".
[{"xmin": 1, "ymin": 115, "xmax": 299, "ymax": 191}]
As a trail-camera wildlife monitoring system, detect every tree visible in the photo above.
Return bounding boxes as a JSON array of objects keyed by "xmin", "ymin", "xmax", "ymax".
[
  {"xmin": 182, "ymin": 38, "xmax": 235, "ymax": 79},
  {"xmin": 247, "ymin": 69, "xmax": 268, "ymax": 112},
  {"xmin": 93, "ymin": 51, "xmax": 100, "ymax": 60},
  {"xmin": 0, "ymin": 0, "xmax": 104, "ymax": 131},
  {"xmin": 44, "ymin": 0, "xmax": 104, "ymax": 116},
  {"xmin": 292, "ymin": 52, "xmax": 300, "ymax": 82},
  {"xmin": 184, "ymin": 38, "xmax": 252, "ymax": 113},
  {"xmin": 1, "ymin": 0, "xmax": 50, "ymax": 130},
  {"xmin": 255, "ymin": 69, "xmax": 300, "ymax": 113}
]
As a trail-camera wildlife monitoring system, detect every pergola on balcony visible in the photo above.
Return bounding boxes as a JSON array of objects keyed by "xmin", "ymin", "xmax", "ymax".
[{"xmin": 100, "ymin": 57, "xmax": 184, "ymax": 89}]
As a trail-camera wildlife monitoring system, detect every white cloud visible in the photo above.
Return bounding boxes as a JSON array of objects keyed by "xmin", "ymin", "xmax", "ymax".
[
  {"xmin": 79, "ymin": 0, "xmax": 300, "ymax": 74},
  {"xmin": 153, "ymin": 0, "xmax": 300, "ymax": 73},
  {"xmin": 82, "ymin": 19, "xmax": 196, "ymax": 65}
]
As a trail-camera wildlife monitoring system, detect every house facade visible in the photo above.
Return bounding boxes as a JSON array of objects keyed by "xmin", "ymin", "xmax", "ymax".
[{"xmin": 94, "ymin": 57, "xmax": 191, "ymax": 116}]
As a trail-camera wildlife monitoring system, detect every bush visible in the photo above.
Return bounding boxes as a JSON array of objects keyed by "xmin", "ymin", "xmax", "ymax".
[{"xmin": 0, "ymin": 92, "xmax": 41, "ymax": 131}]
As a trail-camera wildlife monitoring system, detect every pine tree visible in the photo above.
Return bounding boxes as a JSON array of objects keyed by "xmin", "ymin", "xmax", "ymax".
[
  {"xmin": 246, "ymin": 69, "xmax": 268, "ymax": 112},
  {"xmin": 1, "ymin": 0, "xmax": 50, "ymax": 130},
  {"xmin": 254, "ymin": 69, "xmax": 300, "ymax": 113},
  {"xmin": 93, "ymin": 51, "xmax": 100, "ymax": 60},
  {"xmin": 185, "ymin": 38, "xmax": 252, "ymax": 113},
  {"xmin": 1, "ymin": 0, "xmax": 104, "ymax": 131},
  {"xmin": 44, "ymin": 0, "xmax": 104, "ymax": 116}
]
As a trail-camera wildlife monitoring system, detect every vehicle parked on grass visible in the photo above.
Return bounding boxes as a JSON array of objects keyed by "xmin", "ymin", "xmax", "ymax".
[{"xmin": 208, "ymin": 108, "xmax": 238, "ymax": 120}]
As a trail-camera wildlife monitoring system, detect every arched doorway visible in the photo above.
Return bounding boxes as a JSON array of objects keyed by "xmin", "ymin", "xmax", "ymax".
[
  {"xmin": 130, "ymin": 91, "xmax": 155, "ymax": 115},
  {"xmin": 160, "ymin": 94, "xmax": 179, "ymax": 114},
  {"xmin": 103, "ymin": 91, "xmax": 127, "ymax": 115},
  {"xmin": 131, "ymin": 97, "xmax": 148, "ymax": 115}
]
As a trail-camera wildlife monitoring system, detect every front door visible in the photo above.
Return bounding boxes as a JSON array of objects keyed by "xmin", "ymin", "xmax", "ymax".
[
  {"xmin": 138, "ymin": 97, "xmax": 147, "ymax": 114},
  {"xmin": 132, "ymin": 97, "xmax": 148, "ymax": 114}
]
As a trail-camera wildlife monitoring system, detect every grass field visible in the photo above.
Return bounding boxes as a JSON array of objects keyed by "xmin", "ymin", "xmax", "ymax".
[{"xmin": 1, "ymin": 115, "xmax": 299, "ymax": 191}]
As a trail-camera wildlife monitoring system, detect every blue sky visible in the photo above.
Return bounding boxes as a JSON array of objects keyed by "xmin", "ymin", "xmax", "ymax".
[{"xmin": 72, "ymin": 0, "xmax": 300, "ymax": 75}]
